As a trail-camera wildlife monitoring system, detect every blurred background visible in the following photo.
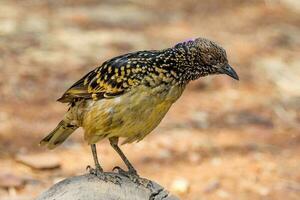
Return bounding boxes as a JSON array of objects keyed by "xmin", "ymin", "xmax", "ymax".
[{"xmin": 0, "ymin": 0, "xmax": 299, "ymax": 199}]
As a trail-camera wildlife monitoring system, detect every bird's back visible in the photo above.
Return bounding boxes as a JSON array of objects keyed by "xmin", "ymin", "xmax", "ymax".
[{"xmin": 57, "ymin": 50, "xmax": 163, "ymax": 103}]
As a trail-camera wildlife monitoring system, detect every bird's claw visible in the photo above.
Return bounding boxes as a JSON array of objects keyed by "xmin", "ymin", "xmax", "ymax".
[
  {"xmin": 87, "ymin": 165, "xmax": 122, "ymax": 185},
  {"xmin": 87, "ymin": 165, "xmax": 103, "ymax": 175},
  {"xmin": 113, "ymin": 166, "xmax": 137, "ymax": 176},
  {"xmin": 113, "ymin": 166, "xmax": 152, "ymax": 188}
]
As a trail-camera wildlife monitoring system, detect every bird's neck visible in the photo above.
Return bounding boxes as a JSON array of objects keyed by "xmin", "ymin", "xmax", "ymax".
[{"xmin": 154, "ymin": 45, "xmax": 204, "ymax": 83}]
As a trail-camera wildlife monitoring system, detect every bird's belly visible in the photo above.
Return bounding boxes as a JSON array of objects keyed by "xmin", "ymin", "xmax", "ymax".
[
  {"xmin": 81, "ymin": 85, "xmax": 185, "ymax": 144},
  {"xmin": 108, "ymin": 97, "xmax": 173, "ymax": 143}
]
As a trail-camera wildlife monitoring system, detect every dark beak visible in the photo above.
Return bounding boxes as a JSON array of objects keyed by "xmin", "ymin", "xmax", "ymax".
[{"xmin": 220, "ymin": 64, "xmax": 239, "ymax": 80}]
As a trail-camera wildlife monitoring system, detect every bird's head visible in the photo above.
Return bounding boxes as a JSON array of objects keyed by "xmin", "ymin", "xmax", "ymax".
[{"xmin": 175, "ymin": 37, "xmax": 239, "ymax": 81}]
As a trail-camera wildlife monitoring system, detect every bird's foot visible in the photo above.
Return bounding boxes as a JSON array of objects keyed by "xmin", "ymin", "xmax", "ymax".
[
  {"xmin": 113, "ymin": 166, "xmax": 152, "ymax": 188},
  {"xmin": 86, "ymin": 165, "xmax": 122, "ymax": 185}
]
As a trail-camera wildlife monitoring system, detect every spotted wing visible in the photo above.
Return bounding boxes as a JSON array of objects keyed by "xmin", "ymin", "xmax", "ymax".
[{"xmin": 57, "ymin": 51, "xmax": 158, "ymax": 103}]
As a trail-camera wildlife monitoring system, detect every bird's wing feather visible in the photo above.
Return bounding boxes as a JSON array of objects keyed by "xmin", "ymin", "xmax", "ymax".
[{"xmin": 57, "ymin": 51, "xmax": 158, "ymax": 103}]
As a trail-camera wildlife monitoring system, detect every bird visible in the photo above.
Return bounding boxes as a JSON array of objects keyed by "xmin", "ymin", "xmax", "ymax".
[{"xmin": 40, "ymin": 37, "xmax": 239, "ymax": 179}]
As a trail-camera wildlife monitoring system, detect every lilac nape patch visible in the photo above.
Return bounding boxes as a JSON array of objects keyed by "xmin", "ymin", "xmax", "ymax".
[
  {"xmin": 182, "ymin": 38, "xmax": 195, "ymax": 43},
  {"xmin": 175, "ymin": 38, "xmax": 195, "ymax": 47}
]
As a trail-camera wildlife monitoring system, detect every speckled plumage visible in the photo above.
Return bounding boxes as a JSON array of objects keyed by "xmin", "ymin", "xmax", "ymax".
[
  {"xmin": 40, "ymin": 37, "xmax": 238, "ymax": 174},
  {"xmin": 57, "ymin": 38, "xmax": 230, "ymax": 104}
]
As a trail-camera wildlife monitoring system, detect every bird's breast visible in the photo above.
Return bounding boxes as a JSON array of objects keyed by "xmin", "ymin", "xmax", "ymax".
[{"xmin": 81, "ymin": 84, "xmax": 185, "ymax": 144}]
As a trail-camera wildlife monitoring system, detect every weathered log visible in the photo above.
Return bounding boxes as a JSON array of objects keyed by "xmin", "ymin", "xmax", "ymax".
[{"xmin": 36, "ymin": 172, "xmax": 179, "ymax": 200}]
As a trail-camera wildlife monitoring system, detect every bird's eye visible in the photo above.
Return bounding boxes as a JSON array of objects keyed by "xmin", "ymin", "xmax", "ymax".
[{"xmin": 208, "ymin": 55, "xmax": 213, "ymax": 61}]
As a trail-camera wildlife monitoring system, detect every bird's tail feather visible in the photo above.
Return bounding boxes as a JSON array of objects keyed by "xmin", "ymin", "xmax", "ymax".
[{"xmin": 40, "ymin": 120, "xmax": 78, "ymax": 149}]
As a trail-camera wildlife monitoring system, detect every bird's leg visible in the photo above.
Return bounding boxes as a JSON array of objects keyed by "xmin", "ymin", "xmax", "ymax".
[
  {"xmin": 110, "ymin": 137, "xmax": 152, "ymax": 187},
  {"xmin": 109, "ymin": 137, "xmax": 137, "ymax": 175},
  {"xmin": 91, "ymin": 144, "xmax": 103, "ymax": 171},
  {"xmin": 88, "ymin": 144, "xmax": 104, "ymax": 175},
  {"xmin": 87, "ymin": 144, "xmax": 122, "ymax": 185}
]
